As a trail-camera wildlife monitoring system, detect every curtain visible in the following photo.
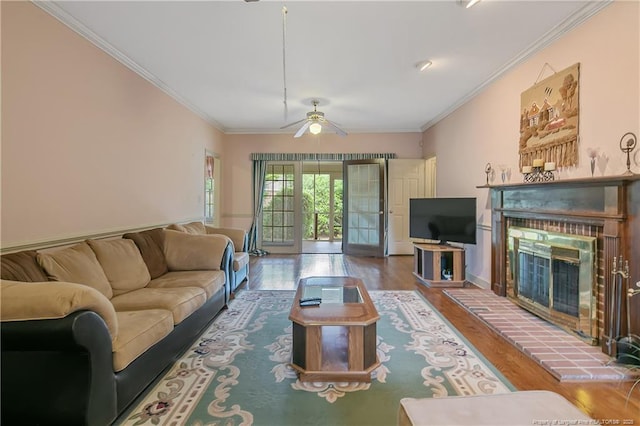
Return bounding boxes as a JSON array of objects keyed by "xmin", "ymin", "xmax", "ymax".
[
  {"xmin": 250, "ymin": 153, "xmax": 395, "ymax": 161},
  {"xmin": 206, "ymin": 155, "xmax": 214, "ymax": 179},
  {"xmin": 247, "ymin": 159, "xmax": 268, "ymax": 255}
]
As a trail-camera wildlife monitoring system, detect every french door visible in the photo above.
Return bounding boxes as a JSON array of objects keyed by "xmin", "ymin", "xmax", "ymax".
[
  {"xmin": 260, "ymin": 162, "xmax": 302, "ymax": 254},
  {"xmin": 342, "ymin": 159, "xmax": 386, "ymax": 257}
]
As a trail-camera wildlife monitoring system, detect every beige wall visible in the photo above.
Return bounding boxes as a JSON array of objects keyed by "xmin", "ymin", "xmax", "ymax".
[
  {"xmin": 1, "ymin": 2, "xmax": 224, "ymax": 248},
  {"xmin": 422, "ymin": 1, "xmax": 640, "ymax": 287},
  {"xmin": 221, "ymin": 132, "xmax": 423, "ymax": 229}
]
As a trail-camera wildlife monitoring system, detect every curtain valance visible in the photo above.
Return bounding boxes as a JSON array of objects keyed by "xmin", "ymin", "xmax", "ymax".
[{"xmin": 250, "ymin": 153, "xmax": 396, "ymax": 161}]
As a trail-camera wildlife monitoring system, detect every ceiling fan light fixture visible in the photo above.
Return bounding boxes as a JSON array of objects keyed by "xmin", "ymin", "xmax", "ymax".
[
  {"xmin": 416, "ymin": 60, "xmax": 433, "ymax": 72},
  {"xmin": 280, "ymin": 100, "xmax": 346, "ymax": 138},
  {"xmin": 309, "ymin": 122, "xmax": 322, "ymax": 135},
  {"xmin": 456, "ymin": 0, "xmax": 481, "ymax": 7}
]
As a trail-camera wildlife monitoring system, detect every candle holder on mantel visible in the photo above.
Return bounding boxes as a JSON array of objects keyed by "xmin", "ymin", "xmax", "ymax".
[
  {"xmin": 484, "ymin": 163, "xmax": 493, "ymax": 185},
  {"xmin": 522, "ymin": 159, "xmax": 555, "ymax": 183}
]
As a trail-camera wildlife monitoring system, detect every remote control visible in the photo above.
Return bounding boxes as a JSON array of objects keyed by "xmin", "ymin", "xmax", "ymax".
[{"xmin": 299, "ymin": 298, "xmax": 321, "ymax": 307}]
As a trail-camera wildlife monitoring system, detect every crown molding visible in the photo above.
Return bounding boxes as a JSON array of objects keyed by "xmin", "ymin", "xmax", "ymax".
[
  {"xmin": 420, "ymin": 0, "xmax": 613, "ymax": 132},
  {"xmin": 32, "ymin": 1, "xmax": 226, "ymax": 132}
]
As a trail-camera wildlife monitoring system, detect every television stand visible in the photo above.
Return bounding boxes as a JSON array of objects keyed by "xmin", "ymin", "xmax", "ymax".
[{"xmin": 413, "ymin": 243, "xmax": 466, "ymax": 287}]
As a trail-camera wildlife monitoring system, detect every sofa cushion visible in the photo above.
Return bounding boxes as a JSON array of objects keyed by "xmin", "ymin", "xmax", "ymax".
[
  {"xmin": 163, "ymin": 230, "xmax": 228, "ymax": 271},
  {"xmin": 147, "ymin": 270, "xmax": 225, "ymax": 299},
  {"xmin": 87, "ymin": 239, "xmax": 151, "ymax": 296},
  {"xmin": 233, "ymin": 252, "xmax": 250, "ymax": 272},
  {"xmin": 123, "ymin": 228, "xmax": 168, "ymax": 279},
  {"xmin": 0, "ymin": 280, "xmax": 118, "ymax": 340},
  {"xmin": 112, "ymin": 309, "xmax": 173, "ymax": 372},
  {"xmin": 110, "ymin": 287, "xmax": 206, "ymax": 325},
  {"xmin": 37, "ymin": 242, "xmax": 113, "ymax": 299},
  {"xmin": 1, "ymin": 250, "xmax": 49, "ymax": 282}
]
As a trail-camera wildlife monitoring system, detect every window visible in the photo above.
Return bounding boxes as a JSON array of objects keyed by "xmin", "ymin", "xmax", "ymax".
[{"xmin": 205, "ymin": 153, "xmax": 215, "ymax": 223}]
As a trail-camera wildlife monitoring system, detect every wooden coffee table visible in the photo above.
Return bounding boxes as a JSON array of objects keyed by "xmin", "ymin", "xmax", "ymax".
[{"xmin": 288, "ymin": 276, "xmax": 380, "ymax": 382}]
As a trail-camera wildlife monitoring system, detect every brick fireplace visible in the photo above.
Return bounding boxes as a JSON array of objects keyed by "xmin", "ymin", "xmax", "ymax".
[{"xmin": 488, "ymin": 175, "xmax": 640, "ymax": 356}]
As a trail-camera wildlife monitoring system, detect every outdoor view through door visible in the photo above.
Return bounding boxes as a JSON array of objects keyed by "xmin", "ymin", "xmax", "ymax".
[
  {"xmin": 261, "ymin": 162, "xmax": 343, "ymax": 254},
  {"xmin": 302, "ymin": 162, "xmax": 343, "ymax": 253}
]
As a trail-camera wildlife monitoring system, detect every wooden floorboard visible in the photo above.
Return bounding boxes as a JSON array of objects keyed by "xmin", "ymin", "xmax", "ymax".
[{"xmin": 247, "ymin": 253, "xmax": 640, "ymax": 423}]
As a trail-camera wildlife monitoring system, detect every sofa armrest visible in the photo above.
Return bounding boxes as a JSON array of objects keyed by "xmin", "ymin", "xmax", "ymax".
[
  {"xmin": 1, "ymin": 280, "xmax": 118, "ymax": 340},
  {"xmin": 205, "ymin": 226, "xmax": 248, "ymax": 252},
  {"xmin": 1, "ymin": 310, "xmax": 118, "ymax": 425}
]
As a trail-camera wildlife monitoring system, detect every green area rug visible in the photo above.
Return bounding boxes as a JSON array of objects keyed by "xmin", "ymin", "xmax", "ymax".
[{"xmin": 120, "ymin": 290, "xmax": 514, "ymax": 426}]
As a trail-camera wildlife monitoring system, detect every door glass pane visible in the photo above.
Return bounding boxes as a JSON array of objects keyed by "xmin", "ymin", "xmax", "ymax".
[{"xmin": 347, "ymin": 164, "xmax": 380, "ymax": 245}]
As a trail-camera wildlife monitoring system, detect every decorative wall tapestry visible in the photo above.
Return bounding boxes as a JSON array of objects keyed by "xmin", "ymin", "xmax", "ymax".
[{"xmin": 519, "ymin": 63, "xmax": 580, "ymax": 170}]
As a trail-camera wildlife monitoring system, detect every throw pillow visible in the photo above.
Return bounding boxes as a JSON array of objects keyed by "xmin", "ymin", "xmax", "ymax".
[
  {"xmin": 87, "ymin": 239, "xmax": 151, "ymax": 296},
  {"xmin": 163, "ymin": 229, "xmax": 228, "ymax": 271},
  {"xmin": 183, "ymin": 222, "xmax": 206, "ymax": 235},
  {"xmin": 123, "ymin": 228, "xmax": 168, "ymax": 279},
  {"xmin": 166, "ymin": 223, "xmax": 187, "ymax": 233},
  {"xmin": 1, "ymin": 250, "xmax": 49, "ymax": 282},
  {"xmin": 37, "ymin": 242, "xmax": 113, "ymax": 299}
]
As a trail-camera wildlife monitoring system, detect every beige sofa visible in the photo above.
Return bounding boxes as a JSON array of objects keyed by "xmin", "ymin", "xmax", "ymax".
[
  {"xmin": 167, "ymin": 221, "xmax": 249, "ymax": 294},
  {"xmin": 1, "ymin": 228, "xmax": 232, "ymax": 425}
]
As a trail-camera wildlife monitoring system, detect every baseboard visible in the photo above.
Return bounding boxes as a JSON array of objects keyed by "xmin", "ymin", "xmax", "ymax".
[{"xmin": 465, "ymin": 272, "xmax": 490, "ymax": 290}]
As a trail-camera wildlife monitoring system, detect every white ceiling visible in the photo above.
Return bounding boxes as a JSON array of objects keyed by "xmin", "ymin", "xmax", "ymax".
[{"xmin": 42, "ymin": 1, "xmax": 610, "ymax": 135}]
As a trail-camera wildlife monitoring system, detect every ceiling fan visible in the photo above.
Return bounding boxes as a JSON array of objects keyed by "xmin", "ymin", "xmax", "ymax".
[{"xmin": 281, "ymin": 100, "xmax": 348, "ymax": 138}]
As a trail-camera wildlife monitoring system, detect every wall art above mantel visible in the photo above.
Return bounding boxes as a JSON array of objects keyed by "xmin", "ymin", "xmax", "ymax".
[{"xmin": 519, "ymin": 63, "xmax": 580, "ymax": 171}]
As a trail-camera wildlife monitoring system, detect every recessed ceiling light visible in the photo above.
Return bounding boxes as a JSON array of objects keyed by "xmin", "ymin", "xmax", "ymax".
[
  {"xmin": 466, "ymin": 0, "xmax": 481, "ymax": 8},
  {"xmin": 416, "ymin": 60, "xmax": 433, "ymax": 72}
]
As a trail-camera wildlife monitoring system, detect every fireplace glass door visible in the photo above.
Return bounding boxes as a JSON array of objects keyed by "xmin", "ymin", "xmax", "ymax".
[{"xmin": 507, "ymin": 226, "xmax": 597, "ymax": 344}]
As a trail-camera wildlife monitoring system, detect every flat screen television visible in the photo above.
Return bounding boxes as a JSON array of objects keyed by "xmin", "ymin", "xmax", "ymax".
[{"xmin": 409, "ymin": 197, "xmax": 477, "ymax": 245}]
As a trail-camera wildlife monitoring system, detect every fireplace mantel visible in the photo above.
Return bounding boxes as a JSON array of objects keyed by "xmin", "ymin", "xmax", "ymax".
[
  {"xmin": 480, "ymin": 174, "xmax": 640, "ymax": 190},
  {"xmin": 486, "ymin": 174, "xmax": 640, "ymax": 353}
]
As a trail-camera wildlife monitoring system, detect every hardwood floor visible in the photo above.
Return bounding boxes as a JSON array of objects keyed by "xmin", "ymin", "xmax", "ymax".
[{"xmin": 246, "ymin": 253, "xmax": 640, "ymax": 423}]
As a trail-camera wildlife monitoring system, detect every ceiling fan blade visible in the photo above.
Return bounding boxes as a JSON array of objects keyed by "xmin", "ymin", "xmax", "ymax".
[
  {"xmin": 280, "ymin": 118, "xmax": 307, "ymax": 129},
  {"xmin": 322, "ymin": 119, "xmax": 348, "ymax": 137},
  {"xmin": 294, "ymin": 121, "xmax": 312, "ymax": 138}
]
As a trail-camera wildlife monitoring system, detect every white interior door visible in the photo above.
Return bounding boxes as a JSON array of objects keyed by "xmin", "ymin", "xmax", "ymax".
[{"xmin": 388, "ymin": 159, "xmax": 426, "ymax": 255}]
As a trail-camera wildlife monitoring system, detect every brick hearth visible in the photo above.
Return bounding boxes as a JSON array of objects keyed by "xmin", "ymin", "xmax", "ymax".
[{"xmin": 444, "ymin": 288, "xmax": 637, "ymax": 381}]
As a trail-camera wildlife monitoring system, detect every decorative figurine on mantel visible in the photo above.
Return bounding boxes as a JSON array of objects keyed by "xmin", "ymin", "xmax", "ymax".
[
  {"xmin": 522, "ymin": 158, "xmax": 555, "ymax": 182},
  {"xmin": 586, "ymin": 147, "xmax": 598, "ymax": 177},
  {"xmin": 619, "ymin": 132, "xmax": 637, "ymax": 176},
  {"xmin": 498, "ymin": 164, "xmax": 511, "ymax": 183}
]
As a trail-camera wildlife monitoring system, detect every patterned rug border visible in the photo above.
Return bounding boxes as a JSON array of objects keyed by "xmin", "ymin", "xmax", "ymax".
[{"xmin": 403, "ymin": 289, "xmax": 516, "ymax": 391}]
